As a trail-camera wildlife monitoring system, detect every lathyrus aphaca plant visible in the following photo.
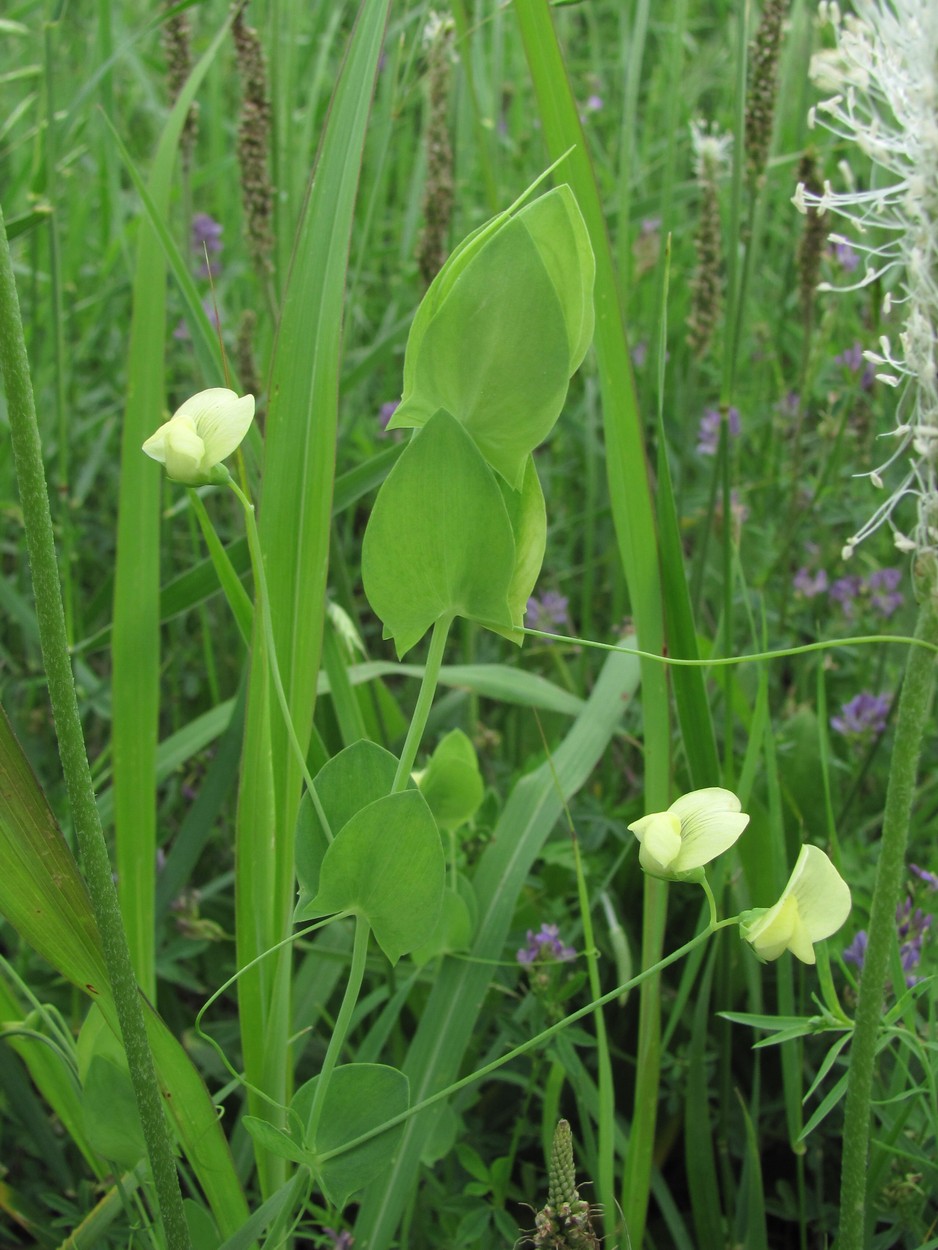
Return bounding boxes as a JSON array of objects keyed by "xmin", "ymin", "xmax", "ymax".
[{"xmin": 362, "ymin": 181, "xmax": 595, "ymax": 657}]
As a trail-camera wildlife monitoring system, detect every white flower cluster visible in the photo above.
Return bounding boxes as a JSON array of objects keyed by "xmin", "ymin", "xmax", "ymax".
[
  {"xmin": 793, "ymin": 0, "xmax": 938, "ymax": 559},
  {"xmin": 690, "ymin": 118, "xmax": 733, "ymax": 181}
]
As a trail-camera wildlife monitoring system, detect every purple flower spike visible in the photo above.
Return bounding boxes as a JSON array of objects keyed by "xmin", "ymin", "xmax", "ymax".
[
  {"xmin": 867, "ymin": 567, "xmax": 903, "ymax": 617},
  {"xmin": 910, "ymin": 864, "xmax": 938, "ymax": 891},
  {"xmin": 696, "ymin": 406, "xmax": 741, "ymax": 456},
  {"xmin": 525, "ymin": 591, "xmax": 569, "ymax": 632},
  {"xmin": 793, "ymin": 567, "xmax": 829, "ymax": 599},
  {"xmin": 830, "ymin": 692, "xmax": 890, "ymax": 738},
  {"xmin": 831, "ymin": 239, "xmax": 859, "ymax": 272},
  {"xmin": 517, "ymin": 923, "xmax": 576, "ymax": 965},
  {"xmin": 843, "ymin": 930, "xmax": 868, "ymax": 968}
]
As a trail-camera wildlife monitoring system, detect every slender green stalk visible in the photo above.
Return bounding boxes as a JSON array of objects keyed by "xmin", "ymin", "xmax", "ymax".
[
  {"xmin": 838, "ymin": 569, "xmax": 938, "ymax": 1250},
  {"xmin": 392, "ymin": 614, "xmax": 453, "ymax": 792},
  {"xmin": 226, "ymin": 477, "xmax": 334, "ymax": 842},
  {"xmin": 305, "ymin": 914, "xmax": 371, "ymax": 1141},
  {"xmin": 0, "ymin": 203, "xmax": 191, "ymax": 1250}
]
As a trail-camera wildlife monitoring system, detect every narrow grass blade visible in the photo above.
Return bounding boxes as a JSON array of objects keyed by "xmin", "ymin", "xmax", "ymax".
[
  {"xmin": 110, "ymin": 12, "xmax": 233, "ymax": 999},
  {"xmin": 235, "ymin": 0, "xmax": 392, "ymax": 1194}
]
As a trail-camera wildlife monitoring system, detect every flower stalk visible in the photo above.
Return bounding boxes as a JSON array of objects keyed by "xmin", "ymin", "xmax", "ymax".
[
  {"xmin": 0, "ymin": 204, "xmax": 192, "ymax": 1250},
  {"xmin": 838, "ymin": 563, "xmax": 938, "ymax": 1250}
]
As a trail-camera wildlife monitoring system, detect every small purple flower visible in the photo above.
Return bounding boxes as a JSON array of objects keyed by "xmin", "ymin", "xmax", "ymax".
[
  {"xmin": 378, "ymin": 400, "xmax": 399, "ymax": 432},
  {"xmin": 910, "ymin": 864, "xmax": 938, "ymax": 891},
  {"xmin": 173, "ymin": 297, "xmax": 221, "ymax": 342},
  {"xmin": 830, "ymin": 692, "xmax": 890, "ymax": 738},
  {"xmin": 630, "ymin": 340, "xmax": 649, "ymax": 368},
  {"xmin": 585, "ymin": 94, "xmax": 603, "ymax": 112},
  {"xmin": 775, "ymin": 390, "xmax": 800, "ymax": 418},
  {"xmin": 525, "ymin": 591, "xmax": 569, "ymax": 631},
  {"xmin": 517, "ymin": 923, "xmax": 576, "ymax": 965},
  {"xmin": 831, "ymin": 239, "xmax": 860, "ymax": 272},
  {"xmin": 867, "ymin": 567, "xmax": 903, "ymax": 617},
  {"xmin": 191, "ymin": 213, "xmax": 223, "ymax": 278},
  {"xmin": 322, "ymin": 1229, "xmax": 354, "ymax": 1250},
  {"xmin": 843, "ymin": 930, "xmax": 867, "ymax": 968},
  {"xmin": 696, "ymin": 406, "xmax": 741, "ymax": 456},
  {"xmin": 793, "ymin": 566, "xmax": 829, "ymax": 599},
  {"xmin": 833, "ymin": 341, "xmax": 875, "ymax": 389},
  {"xmin": 830, "ymin": 574, "xmax": 863, "ymax": 617}
]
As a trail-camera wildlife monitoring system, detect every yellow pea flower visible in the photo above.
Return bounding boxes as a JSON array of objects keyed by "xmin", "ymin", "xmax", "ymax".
[
  {"xmin": 142, "ymin": 388, "xmax": 254, "ymax": 485},
  {"xmin": 628, "ymin": 787, "xmax": 749, "ymax": 882},
  {"xmin": 741, "ymin": 844, "xmax": 852, "ymax": 965}
]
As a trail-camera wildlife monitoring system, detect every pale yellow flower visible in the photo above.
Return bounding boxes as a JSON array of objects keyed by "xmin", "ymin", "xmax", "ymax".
[
  {"xmin": 628, "ymin": 788, "xmax": 749, "ymax": 881},
  {"xmin": 741, "ymin": 845, "xmax": 852, "ymax": 965},
  {"xmin": 142, "ymin": 388, "xmax": 254, "ymax": 485}
]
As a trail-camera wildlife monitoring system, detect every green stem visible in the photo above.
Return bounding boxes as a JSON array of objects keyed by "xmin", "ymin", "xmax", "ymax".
[
  {"xmin": 392, "ymin": 614, "xmax": 453, "ymax": 792},
  {"xmin": 838, "ymin": 571, "xmax": 938, "ymax": 1250},
  {"xmin": 227, "ymin": 476, "xmax": 334, "ymax": 842},
  {"xmin": 306, "ymin": 914, "xmax": 371, "ymax": 1142},
  {"xmin": 0, "ymin": 205, "xmax": 191, "ymax": 1249},
  {"xmin": 321, "ymin": 916, "xmax": 740, "ymax": 1165}
]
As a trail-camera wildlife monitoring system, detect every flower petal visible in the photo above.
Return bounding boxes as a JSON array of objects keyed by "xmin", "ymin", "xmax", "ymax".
[
  {"xmin": 788, "ymin": 845, "xmax": 853, "ymax": 943},
  {"xmin": 742, "ymin": 894, "xmax": 800, "ymax": 962},
  {"xmin": 194, "ymin": 392, "xmax": 255, "ymax": 465},
  {"xmin": 161, "ymin": 417, "xmax": 206, "ymax": 483},
  {"xmin": 629, "ymin": 812, "xmax": 682, "ymax": 875},
  {"xmin": 669, "ymin": 787, "xmax": 748, "ymax": 871}
]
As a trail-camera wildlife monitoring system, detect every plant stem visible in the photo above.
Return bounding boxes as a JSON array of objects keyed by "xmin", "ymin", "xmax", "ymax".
[
  {"xmin": 227, "ymin": 476, "xmax": 334, "ymax": 842},
  {"xmin": 305, "ymin": 914, "xmax": 371, "ymax": 1142},
  {"xmin": 0, "ymin": 204, "xmax": 191, "ymax": 1250},
  {"xmin": 392, "ymin": 614, "xmax": 453, "ymax": 792},
  {"xmin": 838, "ymin": 568, "xmax": 938, "ymax": 1250}
]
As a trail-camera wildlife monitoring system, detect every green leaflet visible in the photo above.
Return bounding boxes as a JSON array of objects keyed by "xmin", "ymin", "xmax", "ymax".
[
  {"xmin": 362, "ymin": 410, "xmax": 517, "ymax": 657},
  {"xmin": 389, "ymin": 184, "xmax": 594, "ymax": 488}
]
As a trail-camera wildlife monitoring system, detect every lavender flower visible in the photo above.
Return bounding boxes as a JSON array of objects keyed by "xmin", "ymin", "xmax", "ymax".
[
  {"xmin": 696, "ymin": 405, "xmax": 740, "ymax": 456},
  {"xmin": 517, "ymin": 923, "xmax": 576, "ymax": 965},
  {"xmin": 525, "ymin": 591, "xmax": 569, "ymax": 632},
  {"xmin": 844, "ymin": 896, "xmax": 931, "ymax": 986},
  {"xmin": 322, "ymin": 1229, "xmax": 354, "ymax": 1250},
  {"xmin": 830, "ymin": 574, "xmax": 863, "ymax": 616},
  {"xmin": 585, "ymin": 94, "xmax": 603, "ymax": 113},
  {"xmin": 833, "ymin": 340, "xmax": 875, "ymax": 389},
  {"xmin": 830, "ymin": 692, "xmax": 891, "ymax": 738},
  {"xmin": 910, "ymin": 863, "xmax": 938, "ymax": 890},
  {"xmin": 378, "ymin": 400, "xmax": 399, "ymax": 432},
  {"xmin": 190, "ymin": 213, "xmax": 223, "ymax": 278},
  {"xmin": 793, "ymin": 566, "xmax": 829, "ymax": 598},
  {"xmin": 794, "ymin": 1, "xmax": 938, "ymax": 559},
  {"xmin": 867, "ymin": 567, "xmax": 904, "ymax": 616},
  {"xmin": 831, "ymin": 238, "xmax": 860, "ymax": 273}
]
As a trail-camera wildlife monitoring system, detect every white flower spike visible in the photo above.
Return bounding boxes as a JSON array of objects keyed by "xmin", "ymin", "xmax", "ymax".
[
  {"xmin": 741, "ymin": 845, "xmax": 852, "ymax": 965},
  {"xmin": 143, "ymin": 388, "xmax": 254, "ymax": 485},
  {"xmin": 628, "ymin": 787, "xmax": 749, "ymax": 882}
]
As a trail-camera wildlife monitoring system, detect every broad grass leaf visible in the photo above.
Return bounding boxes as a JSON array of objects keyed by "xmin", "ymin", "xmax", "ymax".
[
  {"xmin": 295, "ymin": 791, "xmax": 444, "ymax": 964},
  {"xmin": 294, "ymin": 1064, "xmax": 409, "ymax": 1208},
  {"xmin": 362, "ymin": 410, "xmax": 516, "ymax": 658},
  {"xmin": 389, "ymin": 187, "xmax": 593, "ymax": 488},
  {"xmin": 295, "ymin": 740, "xmax": 399, "ymax": 900},
  {"xmin": 415, "ymin": 729, "xmax": 483, "ymax": 832}
]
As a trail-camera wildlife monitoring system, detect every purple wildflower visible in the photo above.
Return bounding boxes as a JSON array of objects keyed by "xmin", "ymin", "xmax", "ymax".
[
  {"xmin": 517, "ymin": 923, "xmax": 576, "ymax": 965},
  {"xmin": 191, "ymin": 213, "xmax": 223, "ymax": 277},
  {"xmin": 696, "ymin": 406, "xmax": 741, "ymax": 456},
  {"xmin": 910, "ymin": 864, "xmax": 938, "ymax": 891},
  {"xmin": 585, "ymin": 94, "xmax": 603, "ymax": 112},
  {"xmin": 173, "ymin": 297, "xmax": 221, "ymax": 342},
  {"xmin": 322, "ymin": 1230, "xmax": 354, "ymax": 1250},
  {"xmin": 844, "ymin": 899, "xmax": 931, "ymax": 987},
  {"xmin": 833, "ymin": 340, "xmax": 875, "ymax": 390},
  {"xmin": 867, "ymin": 567, "xmax": 903, "ymax": 617},
  {"xmin": 843, "ymin": 930, "xmax": 867, "ymax": 968},
  {"xmin": 378, "ymin": 400, "xmax": 399, "ymax": 432},
  {"xmin": 830, "ymin": 692, "xmax": 890, "ymax": 738},
  {"xmin": 525, "ymin": 591, "xmax": 569, "ymax": 632},
  {"xmin": 830, "ymin": 574, "xmax": 864, "ymax": 617},
  {"xmin": 793, "ymin": 566, "xmax": 829, "ymax": 598},
  {"xmin": 831, "ymin": 238, "xmax": 860, "ymax": 272},
  {"xmin": 630, "ymin": 340, "xmax": 649, "ymax": 368}
]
